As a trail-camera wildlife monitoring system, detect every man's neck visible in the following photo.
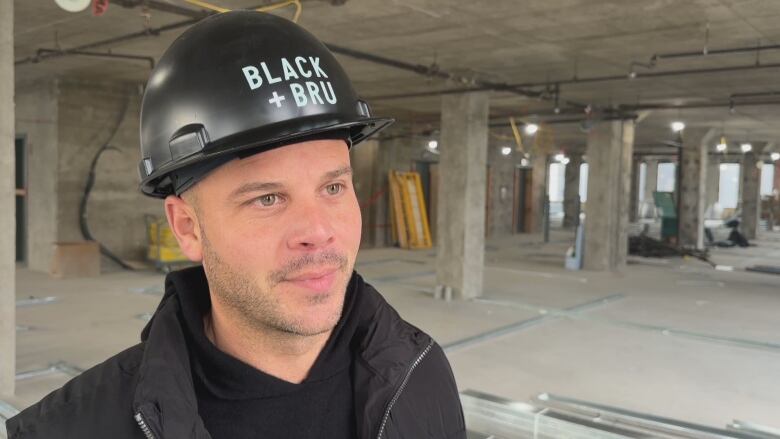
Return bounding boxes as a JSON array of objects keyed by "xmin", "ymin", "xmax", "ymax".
[{"xmin": 204, "ymin": 307, "xmax": 331, "ymax": 384}]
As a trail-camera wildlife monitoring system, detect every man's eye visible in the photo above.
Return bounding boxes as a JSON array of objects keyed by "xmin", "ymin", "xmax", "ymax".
[
  {"xmin": 326, "ymin": 183, "xmax": 343, "ymax": 195},
  {"xmin": 257, "ymin": 194, "xmax": 278, "ymax": 206}
]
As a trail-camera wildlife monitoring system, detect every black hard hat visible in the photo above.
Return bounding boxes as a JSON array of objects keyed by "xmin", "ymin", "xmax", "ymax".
[{"xmin": 138, "ymin": 10, "xmax": 394, "ymax": 198}]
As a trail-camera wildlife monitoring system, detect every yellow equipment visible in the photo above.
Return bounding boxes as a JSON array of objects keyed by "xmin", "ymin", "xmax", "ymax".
[
  {"xmin": 145, "ymin": 216, "xmax": 190, "ymax": 272},
  {"xmin": 388, "ymin": 171, "xmax": 432, "ymax": 249}
]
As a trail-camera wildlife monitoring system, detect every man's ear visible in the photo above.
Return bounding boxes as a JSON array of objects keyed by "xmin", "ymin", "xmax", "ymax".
[{"xmin": 164, "ymin": 194, "xmax": 204, "ymax": 262}]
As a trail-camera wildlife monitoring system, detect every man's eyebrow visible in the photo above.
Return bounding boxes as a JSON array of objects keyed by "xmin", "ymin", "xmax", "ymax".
[
  {"xmin": 229, "ymin": 181, "xmax": 283, "ymax": 200},
  {"xmin": 322, "ymin": 166, "xmax": 353, "ymax": 181}
]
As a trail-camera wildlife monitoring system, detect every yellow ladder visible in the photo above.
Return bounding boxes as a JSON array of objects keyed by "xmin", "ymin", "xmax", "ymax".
[{"xmin": 388, "ymin": 170, "xmax": 432, "ymax": 249}]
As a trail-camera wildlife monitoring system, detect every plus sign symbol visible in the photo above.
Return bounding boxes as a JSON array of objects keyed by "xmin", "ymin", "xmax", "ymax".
[{"xmin": 268, "ymin": 91, "xmax": 286, "ymax": 108}]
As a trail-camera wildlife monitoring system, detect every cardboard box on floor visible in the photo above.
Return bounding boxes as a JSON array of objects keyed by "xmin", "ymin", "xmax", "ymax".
[{"xmin": 50, "ymin": 241, "xmax": 101, "ymax": 278}]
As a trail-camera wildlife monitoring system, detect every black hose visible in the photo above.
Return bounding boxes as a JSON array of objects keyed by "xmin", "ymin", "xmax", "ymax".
[{"xmin": 79, "ymin": 97, "xmax": 135, "ymax": 270}]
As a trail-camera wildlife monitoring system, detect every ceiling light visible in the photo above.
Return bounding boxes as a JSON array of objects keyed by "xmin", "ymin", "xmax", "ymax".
[
  {"xmin": 562, "ymin": 157, "xmax": 571, "ymax": 165},
  {"xmin": 427, "ymin": 140, "xmax": 438, "ymax": 150},
  {"xmin": 501, "ymin": 146, "xmax": 512, "ymax": 156},
  {"xmin": 554, "ymin": 153, "xmax": 566, "ymax": 162},
  {"xmin": 671, "ymin": 121, "xmax": 685, "ymax": 132},
  {"xmin": 520, "ymin": 158, "xmax": 529, "ymax": 166},
  {"xmin": 740, "ymin": 143, "xmax": 752, "ymax": 153},
  {"xmin": 524, "ymin": 123, "xmax": 539, "ymax": 135},
  {"xmin": 716, "ymin": 136, "xmax": 727, "ymax": 152},
  {"xmin": 771, "ymin": 152, "xmax": 780, "ymax": 161}
]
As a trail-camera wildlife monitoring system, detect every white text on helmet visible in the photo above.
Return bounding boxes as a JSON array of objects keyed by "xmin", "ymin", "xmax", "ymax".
[{"xmin": 241, "ymin": 56, "xmax": 329, "ymax": 91}]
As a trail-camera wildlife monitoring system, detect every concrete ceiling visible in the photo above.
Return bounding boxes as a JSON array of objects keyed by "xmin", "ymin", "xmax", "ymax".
[{"xmin": 13, "ymin": 0, "xmax": 780, "ymax": 155}]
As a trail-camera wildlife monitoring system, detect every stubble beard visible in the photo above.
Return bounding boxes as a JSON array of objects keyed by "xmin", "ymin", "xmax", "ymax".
[{"xmin": 200, "ymin": 227, "xmax": 352, "ymax": 338}]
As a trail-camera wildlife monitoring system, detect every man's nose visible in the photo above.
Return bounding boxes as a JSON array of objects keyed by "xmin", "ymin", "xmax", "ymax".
[{"xmin": 286, "ymin": 200, "xmax": 336, "ymax": 251}]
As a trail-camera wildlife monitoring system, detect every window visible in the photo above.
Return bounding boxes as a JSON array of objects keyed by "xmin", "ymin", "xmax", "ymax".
[
  {"xmin": 760, "ymin": 163, "xmax": 775, "ymax": 196},
  {"xmin": 547, "ymin": 163, "xmax": 565, "ymax": 202},
  {"xmin": 638, "ymin": 162, "xmax": 647, "ymax": 203},
  {"xmin": 580, "ymin": 163, "xmax": 589, "ymax": 202},
  {"xmin": 657, "ymin": 163, "xmax": 676, "ymax": 192},
  {"xmin": 718, "ymin": 163, "xmax": 740, "ymax": 209}
]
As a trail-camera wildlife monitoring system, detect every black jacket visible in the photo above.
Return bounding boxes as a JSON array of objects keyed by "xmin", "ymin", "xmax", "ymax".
[{"xmin": 7, "ymin": 268, "xmax": 466, "ymax": 439}]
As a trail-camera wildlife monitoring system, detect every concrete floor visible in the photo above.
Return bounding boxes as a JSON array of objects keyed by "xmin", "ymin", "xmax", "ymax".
[{"xmin": 4, "ymin": 228, "xmax": 780, "ymax": 435}]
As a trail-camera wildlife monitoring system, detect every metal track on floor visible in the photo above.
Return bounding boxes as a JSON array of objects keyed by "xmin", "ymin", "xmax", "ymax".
[
  {"xmin": 475, "ymin": 296, "xmax": 780, "ymax": 354},
  {"xmin": 442, "ymin": 294, "xmax": 625, "ymax": 353},
  {"xmin": 462, "ymin": 390, "xmax": 779, "ymax": 439}
]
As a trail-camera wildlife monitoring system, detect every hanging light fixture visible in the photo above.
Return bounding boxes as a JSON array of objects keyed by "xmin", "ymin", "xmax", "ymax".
[{"xmin": 716, "ymin": 136, "xmax": 727, "ymax": 152}]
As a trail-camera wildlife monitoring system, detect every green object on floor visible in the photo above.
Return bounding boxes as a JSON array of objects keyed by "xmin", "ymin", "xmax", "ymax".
[{"xmin": 653, "ymin": 191, "xmax": 678, "ymax": 239}]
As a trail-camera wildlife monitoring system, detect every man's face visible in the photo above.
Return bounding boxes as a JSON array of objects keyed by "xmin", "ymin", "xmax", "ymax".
[{"xmin": 177, "ymin": 139, "xmax": 361, "ymax": 337}]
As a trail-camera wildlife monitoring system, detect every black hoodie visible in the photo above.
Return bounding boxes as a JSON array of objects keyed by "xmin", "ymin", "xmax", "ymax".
[{"xmin": 6, "ymin": 267, "xmax": 466, "ymax": 439}]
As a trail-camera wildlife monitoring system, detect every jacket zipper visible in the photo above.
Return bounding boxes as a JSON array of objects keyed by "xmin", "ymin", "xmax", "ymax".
[
  {"xmin": 375, "ymin": 339, "xmax": 434, "ymax": 439},
  {"xmin": 134, "ymin": 412, "xmax": 157, "ymax": 439}
]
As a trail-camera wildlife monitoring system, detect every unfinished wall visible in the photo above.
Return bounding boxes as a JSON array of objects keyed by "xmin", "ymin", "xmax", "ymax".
[
  {"xmin": 486, "ymin": 142, "xmax": 521, "ymax": 236},
  {"xmin": 15, "ymin": 79, "xmax": 59, "ymax": 272},
  {"xmin": 57, "ymin": 78, "xmax": 162, "ymax": 264},
  {"xmin": 17, "ymin": 77, "xmax": 163, "ymax": 272}
]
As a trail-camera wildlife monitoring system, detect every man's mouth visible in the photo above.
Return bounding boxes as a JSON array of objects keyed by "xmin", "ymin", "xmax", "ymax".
[{"xmin": 284, "ymin": 267, "xmax": 339, "ymax": 293}]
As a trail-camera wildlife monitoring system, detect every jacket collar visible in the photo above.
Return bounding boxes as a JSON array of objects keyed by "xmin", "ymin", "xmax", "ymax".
[{"xmin": 133, "ymin": 266, "xmax": 431, "ymax": 439}]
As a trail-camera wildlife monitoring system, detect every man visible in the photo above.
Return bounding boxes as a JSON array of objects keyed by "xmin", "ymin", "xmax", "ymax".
[{"xmin": 6, "ymin": 10, "xmax": 465, "ymax": 439}]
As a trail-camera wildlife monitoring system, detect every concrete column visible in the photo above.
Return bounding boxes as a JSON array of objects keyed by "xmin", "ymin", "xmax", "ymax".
[
  {"xmin": 435, "ymin": 92, "xmax": 489, "ymax": 300},
  {"xmin": 741, "ymin": 152, "xmax": 762, "ymax": 240},
  {"xmin": 563, "ymin": 154, "xmax": 582, "ymax": 228},
  {"xmin": 0, "ymin": 0, "xmax": 15, "ymax": 397},
  {"xmin": 642, "ymin": 158, "xmax": 659, "ymax": 218},
  {"xmin": 679, "ymin": 129, "xmax": 716, "ymax": 249},
  {"xmin": 775, "ymin": 161, "xmax": 780, "ymax": 195},
  {"xmin": 350, "ymin": 139, "xmax": 379, "ymax": 249},
  {"xmin": 629, "ymin": 157, "xmax": 641, "ymax": 222},
  {"xmin": 16, "ymin": 81, "xmax": 59, "ymax": 272},
  {"xmin": 530, "ymin": 153, "xmax": 548, "ymax": 233},
  {"xmin": 705, "ymin": 154, "xmax": 721, "ymax": 218},
  {"xmin": 583, "ymin": 119, "xmax": 634, "ymax": 271}
]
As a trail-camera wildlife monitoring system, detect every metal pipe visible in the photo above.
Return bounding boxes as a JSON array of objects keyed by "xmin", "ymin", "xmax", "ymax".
[
  {"xmin": 488, "ymin": 115, "xmax": 636, "ymax": 128},
  {"xmin": 372, "ymin": 61, "xmax": 780, "ymax": 102},
  {"xmin": 730, "ymin": 90, "xmax": 780, "ymax": 100},
  {"xmin": 511, "ymin": 62, "xmax": 780, "ymax": 88},
  {"xmin": 35, "ymin": 48, "xmax": 155, "ymax": 69},
  {"xmin": 325, "ymin": 43, "xmax": 542, "ymax": 99},
  {"xmin": 14, "ymin": 17, "xmax": 199, "ymax": 66},
  {"xmin": 621, "ymin": 98, "xmax": 780, "ymax": 111},
  {"xmin": 653, "ymin": 43, "xmax": 780, "ymax": 60},
  {"xmin": 14, "ymin": 1, "xmax": 273, "ymax": 66}
]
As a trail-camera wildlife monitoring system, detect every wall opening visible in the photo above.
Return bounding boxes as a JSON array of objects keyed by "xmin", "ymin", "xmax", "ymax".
[
  {"xmin": 718, "ymin": 163, "xmax": 741, "ymax": 209},
  {"xmin": 15, "ymin": 136, "xmax": 27, "ymax": 264}
]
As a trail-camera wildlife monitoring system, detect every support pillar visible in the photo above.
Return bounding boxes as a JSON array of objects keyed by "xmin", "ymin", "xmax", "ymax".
[
  {"xmin": 641, "ymin": 158, "xmax": 658, "ymax": 218},
  {"xmin": 774, "ymin": 160, "xmax": 780, "ymax": 195},
  {"xmin": 0, "ymin": 0, "xmax": 15, "ymax": 397},
  {"xmin": 679, "ymin": 129, "xmax": 716, "ymax": 249},
  {"xmin": 563, "ymin": 154, "xmax": 582, "ymax": 228},
  {"xmin": 583, "ymin": 120, "xmax": 634, "ymax": 271},
  {"xmin": 530, "ymin": 153, "xmax": 549, "ymax": 233},
  {"xmin": 435, "ymin": 92, "xmax": 489, "ymax": 299},
  {"xmin": 741, "ymin": 152, "xmax": 762, "ymax": 240}
]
